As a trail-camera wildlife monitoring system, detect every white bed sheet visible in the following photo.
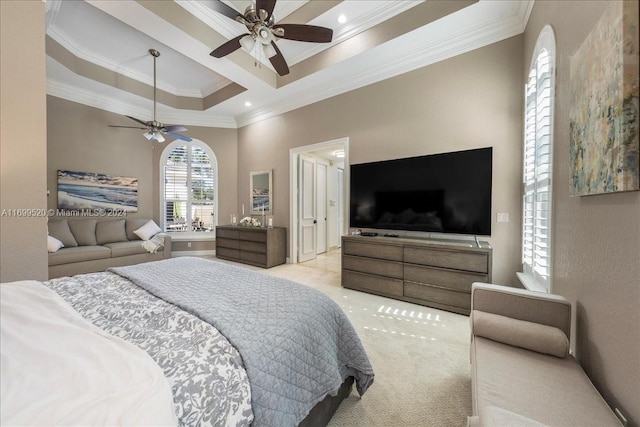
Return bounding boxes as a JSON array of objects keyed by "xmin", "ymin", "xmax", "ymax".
[{"xmin": 1, "ymin": 280, "xmax": 178, "ymax": 426}]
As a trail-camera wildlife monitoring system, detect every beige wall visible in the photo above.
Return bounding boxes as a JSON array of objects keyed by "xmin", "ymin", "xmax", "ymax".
[
  {"xmin": 47, "ymin": 97, "xmax": 155, "ymax": 218},
  {"xmin": 525, "ymin": 1, "xmax": 640, "ymax": 424},
  {"xmin": 238, "ymin": 35, "xmax": 524, "ymax": 286},
  {"xmin": 47, "ymin": 97, "xmax": 238, "ymax": 238},
  {"xmin": 0, "ymin": 1, "xmax": 49, "ymax": 282}
]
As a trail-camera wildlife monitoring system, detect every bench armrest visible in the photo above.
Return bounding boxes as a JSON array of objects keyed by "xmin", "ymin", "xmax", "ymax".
[{"xmin": 471, "ymin": 282, "xmax": 571, "ymax": 340}]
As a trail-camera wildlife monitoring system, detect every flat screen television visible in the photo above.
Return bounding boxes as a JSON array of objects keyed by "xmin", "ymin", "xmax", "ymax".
[{"xmin": 349, "ymin": 147, "xmax": 492, "ymax": 236}]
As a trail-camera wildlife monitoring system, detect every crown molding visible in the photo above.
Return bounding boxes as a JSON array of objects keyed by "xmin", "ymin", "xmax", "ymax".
[{"xmin": 47, "ymin": 79, "xmax": 237, "ymax": 128}]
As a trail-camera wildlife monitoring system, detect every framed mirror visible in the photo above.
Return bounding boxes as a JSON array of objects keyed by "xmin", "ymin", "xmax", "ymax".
[{"xmin": 250, "ymin": 169, "xmax": 273, "ymax": 215}]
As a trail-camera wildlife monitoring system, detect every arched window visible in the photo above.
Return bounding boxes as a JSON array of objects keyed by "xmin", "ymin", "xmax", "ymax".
[
  {"xmin": 160, "ymin": 140, "xmax": 217, "ymax": 234},
  {"xmin": 521, "ymin": 25, "xmax": 556, "ymax": 292}
]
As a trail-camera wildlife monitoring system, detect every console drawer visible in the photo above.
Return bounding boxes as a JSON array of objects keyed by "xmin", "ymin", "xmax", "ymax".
[
  {"xmin": 240, "ymin": 251, "xmax": 267, "ymax": 265},
  {"xmin": 404, "ymin": 246, "xmax": 488, "ymax": 273},
  {"xmin": 342, "ymin": 270, "xmax": 403, "ymax": 297},
  {"xmin": 404, "ymin": 264, "xmax": 486, "ymax": 292},
  {"xmin": 343, "ymin": 255, "xmax": 403, "ymax": 279},
  {"xmin": 343, "ymin": 240, "xmax": 403, "ymax": 261},
  {"xmin": 404, "ymin": 281, "xmax": 472, "ymax": 310}
]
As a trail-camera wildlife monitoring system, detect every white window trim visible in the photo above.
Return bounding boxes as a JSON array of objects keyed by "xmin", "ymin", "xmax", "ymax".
[
  {"xmin": 520, "ymin": 25, "xmax": 556, "ymax": 293},
  {"xmin": 159, "ymin": 139, "xmax": 218, "ymax": 240}
]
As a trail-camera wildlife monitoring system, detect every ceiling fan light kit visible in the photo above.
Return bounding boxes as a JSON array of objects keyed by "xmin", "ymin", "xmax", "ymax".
[
  {"xmin": 108, "ymin": 49, "xmax": 192, "ymax": 143},
  {"xmin": 209, "ymin": 0, "xmax": 334, "ymax": 76}
]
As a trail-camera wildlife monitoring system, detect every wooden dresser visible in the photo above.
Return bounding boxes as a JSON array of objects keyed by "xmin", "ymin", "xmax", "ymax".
[
  {"xmin": 216, "ymin": 226, "xmax": 286, "ymax": 268},
  {"xmin": 341, "ymin": 235, "xmax": 492, "ymax": 315}
]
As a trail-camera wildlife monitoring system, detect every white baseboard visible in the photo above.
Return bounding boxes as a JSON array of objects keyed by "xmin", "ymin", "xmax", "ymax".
[{"xmin": 172, "ymin": 250, "xmax": 216, "ymax": 257}]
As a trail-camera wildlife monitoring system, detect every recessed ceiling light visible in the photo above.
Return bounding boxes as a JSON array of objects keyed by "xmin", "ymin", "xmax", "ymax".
[
  {"xmin": 337, "ymin": 14, "xmax": 347, "ymax": 24},
  {"xmin": 244, "ymin": 101, "xmax": 252, "ymax": 107}
]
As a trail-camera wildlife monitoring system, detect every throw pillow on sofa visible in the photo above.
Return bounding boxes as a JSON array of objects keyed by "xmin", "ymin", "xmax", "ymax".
[
  {"xmin": 96, "ymin": 219, "xmax": 127, "ymax": 245},
  {"xmin": 48, "ymin": 220, "xmax": 78, "ymax": 248},
  {"xmin": 47, "ymin": 235, "xmax": 64, "ymax": 253},
  {"xmin": 133, "ymin": 220, "xmax": 162, "ymax": 241},
  {"xmin": 68, "ymin": 219, "xmax": 98, "ymax": 246}
]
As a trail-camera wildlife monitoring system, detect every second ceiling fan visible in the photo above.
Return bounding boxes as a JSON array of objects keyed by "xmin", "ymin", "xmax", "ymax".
[{"xmin": 209, "ymin": 0, "xmax": 333, "ymax": 76}]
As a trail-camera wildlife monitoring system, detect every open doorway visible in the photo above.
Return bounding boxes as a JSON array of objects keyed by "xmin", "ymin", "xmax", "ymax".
[{"xmin": 289, "ymin": 138, "xmax": 349, "ymax": 264}]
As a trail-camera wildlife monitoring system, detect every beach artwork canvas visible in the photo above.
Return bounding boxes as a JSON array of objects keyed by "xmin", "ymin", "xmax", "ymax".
[
  {"xmin": 569, "ymin": 1, "xmax": 639, "ymax": 196},
  {"xmin": 57, "ymin": 170, "xmax": 138, "ymax": 212}
]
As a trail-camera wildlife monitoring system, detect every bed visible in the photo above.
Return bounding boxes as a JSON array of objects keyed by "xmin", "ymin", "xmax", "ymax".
[{"xmin": 1, "ymin": 257, "xmax": 374, "ymax": 427}]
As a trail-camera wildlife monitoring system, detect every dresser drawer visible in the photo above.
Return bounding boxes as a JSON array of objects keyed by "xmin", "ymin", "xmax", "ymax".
[
  {"xmin": 217, "ymin": 228, "xmax": 240, "ymax": 239},
  {"xmin": 404, "ymin": 264, "xmax": 485, "ymax": 293},
  {"xmin": 216, "ymin": 237, "xmax": 239, "ymax": 250},
  {"xmin": 404, "ymin": 246, "xmax": 488, "ymax": 273},
  {"xmin": 343, "ymin": 255, "xmax": 403, "ymax": 279},
  {"xmin": 239, "ymin": 230, "xmax": 267, "ymax": 243},
  {"xmin": 404, "ymin": 281, "xmax": 471, "ymax": 310},
  {"xmin": 216, "ymin": 247, "xmax": 239, "ymax": 260},
  {"xmin": 342, "ymin": 270, "xmax": 403, "ymax": 297},
  {"xmin": 240, "ymin": 240, "xmax": 266, "ymax": 253},
  {"xmin": 343, "ymin": 240, "xmax": 403, "ymax": 261},
  {"xmin": 240, "ymin": 251, "xmax": 267, "ymax": 265}
]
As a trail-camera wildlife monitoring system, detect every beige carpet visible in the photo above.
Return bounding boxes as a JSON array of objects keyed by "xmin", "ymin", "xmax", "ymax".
[{"xmin": 217, "ymin": 249, "xmax": 472, "ymax": 427}]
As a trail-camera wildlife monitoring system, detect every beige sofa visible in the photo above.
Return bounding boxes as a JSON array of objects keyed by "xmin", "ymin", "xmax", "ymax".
[
  {"xmin": 468, "ymin": 282, "xmax": 621, "ymax": 427},
  {"xmin": 48, "ymin": 218, "xmax": 171, "ymax": 279}
]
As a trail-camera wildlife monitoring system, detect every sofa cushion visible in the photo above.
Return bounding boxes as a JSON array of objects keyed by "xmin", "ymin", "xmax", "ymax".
[
  {"xmin": 48, "ymin": 246, "xmax": 111, "ymax": 266},
  {"xmin": 68, "ymin": 220, "xmax": 98, "ymax": 246},
  {"xmin": 472, "ymin": 310, "xmax": 569, "ymax": 358},
  {"xmin": 472, "ymin": 337, "xmax": 622, "ymax": 427},
  {"xmin": 48, "ymin": 220, "xmax": 78, "ymax": 248},
  {"xmin": 104, "ymin": 241, "xmax": 149, "ymax": 258},
  {"xmin": 126, "ymin": 218, "xmax": 151, "ymax": 241},
  {"xmin": 96, "ymin": 219, "xmax": 127, "ymax": 245},
  {"xmin": 47, "ymin": 236, "xmax": 64, "ymax": 253}
]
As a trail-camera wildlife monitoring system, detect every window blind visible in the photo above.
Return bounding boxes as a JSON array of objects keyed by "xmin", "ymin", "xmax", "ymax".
[{"xmin": 522, "ymin": 40, "xmax": 554, "ymax": 292}]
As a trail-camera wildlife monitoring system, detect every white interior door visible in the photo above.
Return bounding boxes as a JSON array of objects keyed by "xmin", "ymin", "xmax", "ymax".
[
  {"xmin": 337, "ymin": 168, "xmax": 344, "ymax": 247},
  {"xmin": 316, "ymin": 161, "xmax": 328, "ymax": 255},
  {"xmin": 298, "ymin": 154, "xmax": 317, "ymax": 262}
]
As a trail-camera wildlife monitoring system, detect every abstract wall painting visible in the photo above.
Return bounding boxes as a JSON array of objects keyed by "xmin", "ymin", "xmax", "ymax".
[
  {"xmin": 57, "ymin": 170, "xmax": 138, "ymax": 212},
  {"xmin": 569, "ymin": 0, "xmax": 639, "ymax": 196}
]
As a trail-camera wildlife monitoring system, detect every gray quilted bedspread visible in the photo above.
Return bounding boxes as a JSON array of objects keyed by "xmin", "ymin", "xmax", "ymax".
[{"xmin": 109, "ymin": 257, "xmax": 374, "ymax": 427}]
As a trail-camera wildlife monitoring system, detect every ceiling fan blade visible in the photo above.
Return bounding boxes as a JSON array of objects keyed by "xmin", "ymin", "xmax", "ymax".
[
  {"xmin": 108, "ymin": 125, "xmax": 148, "ymax": 130},
  {"xmin": 166, "ymin": 132, "xmax": 193, "ymax": 142},
  {"xmin": 268, "ymin": 41, "xmax": 289, "ymax": 76},
  {"xmin": 274, "ymin": 24, "xmax": 333, "ymax": 43},
  {"xmin": 125, "ymin": 115, "xmax": 150, "ymax": 126},
  {"xmin": 211, "ymin": 34, "xmax": 248, "ymax": 58},
  {"xmin": 256, "ymin": 0, "xmax": 276, "ymax": 20},
  {"xmin": 209, "ymin": 0, "xmax": 244, "ymax": 21},
  {"xmin": 163, "ymin": 125, "xmax": 188, "ymax": 132}
]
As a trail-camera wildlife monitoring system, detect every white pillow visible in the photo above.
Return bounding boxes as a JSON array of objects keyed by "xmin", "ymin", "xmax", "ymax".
[
  {"xmin": 47, "ymin": 235, "xmax": 64, "ymax": 253},
  {"xmin": 133, "ymin": 220, "xmax": 162, "ymax": 241}
]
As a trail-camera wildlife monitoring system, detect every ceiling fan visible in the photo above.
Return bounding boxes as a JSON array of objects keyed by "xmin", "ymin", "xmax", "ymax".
[
  {"xmin": 109, "ymin": 49, "xmax": 192, "ymax": 143},
  {"xmin": 209, "ymin": 0, "xmax": 333, "ymax": 76}
]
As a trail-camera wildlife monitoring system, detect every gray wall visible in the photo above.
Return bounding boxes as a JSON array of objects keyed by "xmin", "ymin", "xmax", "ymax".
[
  {"xmin": 525, "ymin": 1, "xmax": 640, "ymax": 424},
  {"xmin": 0, "ymin": 1, "xmax": 49, "ymax": 282},
  {"xmin": 238, "ymin": 35, "xmax": 524, "ymax": 286}
]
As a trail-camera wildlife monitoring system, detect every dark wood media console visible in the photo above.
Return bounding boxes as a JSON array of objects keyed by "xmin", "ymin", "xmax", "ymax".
[{"xmin": 341, "ymin": 235, "xmax": 492, "ymax": 315}]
